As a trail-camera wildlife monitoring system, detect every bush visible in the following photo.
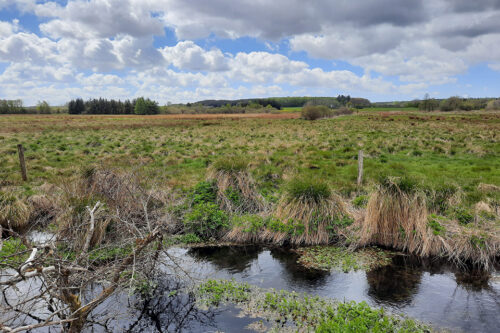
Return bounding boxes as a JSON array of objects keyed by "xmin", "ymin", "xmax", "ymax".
[
  {"xmin": 184, "ymin": 202, "xmax": 229, "ymax": 239},
  {"xmin": 301, "ymin": 105, "xmax": 331, "ymax": 120},
  {"xmin": 189, "ymin": 181, "xmax": 217, "ymax": 205},
  {"xmin": 332, "ymin": 107, "xmax": 354, "ymax": 116}
]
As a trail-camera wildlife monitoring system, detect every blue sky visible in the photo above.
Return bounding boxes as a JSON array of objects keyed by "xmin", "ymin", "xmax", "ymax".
[{"xmin": 1, "ymin": 0, "xmax": 500, "ymax": 105}]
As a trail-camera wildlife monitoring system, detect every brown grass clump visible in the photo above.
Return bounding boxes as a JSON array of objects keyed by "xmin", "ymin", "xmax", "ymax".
[
  {"xmin": 274, "ymin": 177, "xmax": 348, "ymax": 245},
  {"xmin": 0, "ymin": 190, "xmax": 31, "ymax": 231},
  {"xmin": 357, "ymin": 176, "xmax": 499, "ymax": 269},
  {"xmin": 208, "ymin": 157, "xmax": 266, "ymax": 213},
  {"xmin": 358, "ymin": 177, "xmax": 429, "ymax": 254}
]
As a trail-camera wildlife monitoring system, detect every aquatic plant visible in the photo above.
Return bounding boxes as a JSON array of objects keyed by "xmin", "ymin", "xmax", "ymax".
[{"xmin": 196, "ymin": 279, "xmax": 428, "ymax": 332}]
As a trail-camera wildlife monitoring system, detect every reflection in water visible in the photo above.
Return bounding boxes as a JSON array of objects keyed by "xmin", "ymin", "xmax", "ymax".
[
  {"xmin": 269, "ymin": 247, "xmax": 330, "ymax": 288},
  {"xmin": 188, "ymin": 245, "xmax": 260, "ymax": 273},
  {"xmin": 126, "ymin": 279, "xmax": 217, "ymax": 332},
  {"xmin": 366, "ymin": 256, "xmax": 423, "ymax": 307}
]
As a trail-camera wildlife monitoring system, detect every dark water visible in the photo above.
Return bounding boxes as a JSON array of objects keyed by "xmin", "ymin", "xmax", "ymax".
[{"xmin": 87, "ymin": 245, "xmax": 499, "ymax": 332}]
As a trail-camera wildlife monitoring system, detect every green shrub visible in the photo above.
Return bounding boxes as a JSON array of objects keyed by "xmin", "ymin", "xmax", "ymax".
[
  {"xmin": 184, "ymin": 202, "xmax": 229, "ymax": 239},
  {"xmin": 189, "ymin": 181, "xmax": 217, "ymax": 205},
  {"xmin": 301, "ymin": 105, "xmax": 331, "ymax": 120}
]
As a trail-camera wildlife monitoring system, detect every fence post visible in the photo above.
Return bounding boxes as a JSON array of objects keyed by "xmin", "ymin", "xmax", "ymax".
[
  {"xmin": 357, "ymin": 150, "xmax": 363, "ymax": 186},
  {"xmin": 17, "ymin": 144, "xmax": 27, "ymax": 181}
]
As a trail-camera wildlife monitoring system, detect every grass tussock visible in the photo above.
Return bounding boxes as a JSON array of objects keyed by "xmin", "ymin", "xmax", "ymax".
[
  {"xmin": 358, "ymin": 176, "xmax": 429, "ymax": 254},
  {"xmin": 208, "ymin": 157, "xmax": 265, "ymax": 214},
  {"xmin": 272, "ymin": 177, "xmax": 348, "ymax": 245},
  {"xmin": 0, "ymin": 190, "xmax": 31, "ymax": 231},
  {"xmin": 357, "ymin": 176, "xmax": 499, "ymax": 269}
]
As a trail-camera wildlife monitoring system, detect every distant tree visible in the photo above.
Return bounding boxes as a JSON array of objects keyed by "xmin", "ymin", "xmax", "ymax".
[
  {"xmin": 0, "ymin": 99, "xmax": 25, "ymax": 114},
  {"xmin": 134, "ymin": 97, "xmax": 159, "ymax": 115},
  {"xmin": 440, "ymin": 96, "xmax": 462, "ymax": 111},
  {"xmin": 36, "ymin": 100, "xmax": 51, "ymax": 114},
  {"xmin": 68, "ymin": 98, "xmax": 85, "ymax": 114},
  {"xmin": 419, "ymin": 93, "xmax": 439, "ymax": 111},
  {"xmin": 350, "ymin": 97, "xmax": 371, "ymax": 109}
]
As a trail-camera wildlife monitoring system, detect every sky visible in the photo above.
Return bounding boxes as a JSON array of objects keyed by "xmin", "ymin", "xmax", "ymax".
[{"xmin": 1, "ymin": 0, "xmax": 500, "ymax": 106}]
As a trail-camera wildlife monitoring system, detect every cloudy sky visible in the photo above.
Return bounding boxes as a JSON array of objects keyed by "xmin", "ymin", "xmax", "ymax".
[{"xmin": 1, "ymin": 0, "xmax": 500, "ymax": 105}]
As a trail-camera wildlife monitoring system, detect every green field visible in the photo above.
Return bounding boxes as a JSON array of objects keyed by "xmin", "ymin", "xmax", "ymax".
[{"xmin": 1, "ymin": 111, "xmax": 498, "ymax": 201}]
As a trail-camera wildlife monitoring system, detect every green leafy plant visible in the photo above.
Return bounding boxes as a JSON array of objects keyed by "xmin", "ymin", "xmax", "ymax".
[{"xmin": 184, "ymin": 202, "xmax": 229, "ymax": 239}]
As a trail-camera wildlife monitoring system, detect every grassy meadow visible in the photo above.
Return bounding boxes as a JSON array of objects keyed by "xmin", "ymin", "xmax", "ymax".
[
  {"xmin": 1, "ymin": 110, "xmax": 499, "ymax": 267},
  {"xmin": 1, "ymin": 111, "xmax": 498, "ymax": 197}
]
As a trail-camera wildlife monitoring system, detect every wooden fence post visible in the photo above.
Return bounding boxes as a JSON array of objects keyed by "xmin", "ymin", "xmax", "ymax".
[
  {"xmin": 357, "ymin": 150, "xmax": 363, "ymax": 186},
  {"xmin": 17, "ymin": 144, "xmax": 27, "ymax": 181}
]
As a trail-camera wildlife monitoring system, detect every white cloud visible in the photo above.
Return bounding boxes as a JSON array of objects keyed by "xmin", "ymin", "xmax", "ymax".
[
  {"xmin": 161, "ymin": 41, "xmax": 229, "ymax": 72},
  {"xmin": 39, "ymin": 0, "xmax": 163, "ymax": 39}
]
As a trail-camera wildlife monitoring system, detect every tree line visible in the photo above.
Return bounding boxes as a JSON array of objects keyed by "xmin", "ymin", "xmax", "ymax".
[
  {"xmin": 196, "ymin": 95, "xmax": 372, "ymax": 109},
  {"xmin": 68, "ymin": 97, "xmax": 159, "ymax": 115}
]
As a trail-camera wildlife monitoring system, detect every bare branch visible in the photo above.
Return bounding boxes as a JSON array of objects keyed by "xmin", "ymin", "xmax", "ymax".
[{"xmin": 82, "ymin": 201, "xmax": 101, "ymax": 254}]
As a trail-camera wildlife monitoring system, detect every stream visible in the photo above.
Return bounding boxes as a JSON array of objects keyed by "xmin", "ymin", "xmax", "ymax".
[{"xmin": 90, "ymin": 245, "xmax": 500, "ymax": 332}]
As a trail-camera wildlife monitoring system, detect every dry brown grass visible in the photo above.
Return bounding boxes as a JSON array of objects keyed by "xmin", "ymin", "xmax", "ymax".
[
  {"xmin": 356, "ymin": 177, "xmax": 499, "ymax": 269},
  {"xmin": 358, "ymin": 178, "xmax": 428, "ymax": 254},
  {"xmin": 27, "ymin": 194, "xmax": 58, "ymax": 227}
]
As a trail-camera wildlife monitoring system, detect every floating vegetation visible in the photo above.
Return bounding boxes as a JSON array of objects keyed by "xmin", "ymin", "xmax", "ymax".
[{"xmin": 296, "ymin": 246, "xmax": 394, "ymax": 272}]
